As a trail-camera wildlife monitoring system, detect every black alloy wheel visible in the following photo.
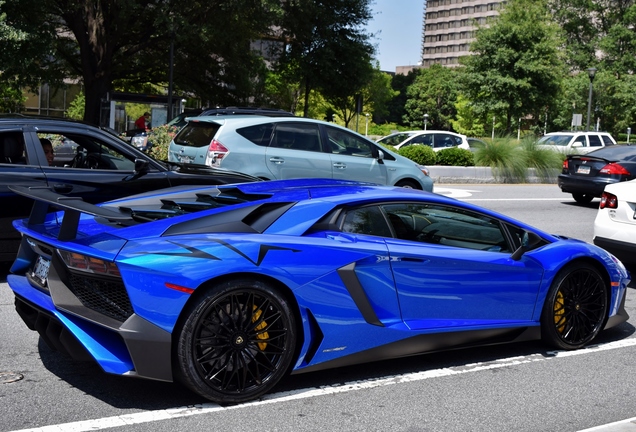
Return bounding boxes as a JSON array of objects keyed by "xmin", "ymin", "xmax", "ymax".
[
  {"xmin": 176, "ymin": 279, "xmax": 296, "ymax": 404},
  {"xmin": 541, "ymin": 263, "xmax": 608, "ymax": 350}
]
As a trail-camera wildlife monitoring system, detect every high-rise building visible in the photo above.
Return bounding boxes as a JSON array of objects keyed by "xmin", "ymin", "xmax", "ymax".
[
  {"xmin": 422, "ymin": 0, "xmax": 505, "ymax": 67},
  {"xmin": 396, "ymin": 0, "xmax": 505, "ymax": 74}
]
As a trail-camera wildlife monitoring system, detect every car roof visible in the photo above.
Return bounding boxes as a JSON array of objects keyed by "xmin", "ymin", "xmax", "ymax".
[{"xmin": 198, "ymin": 107, "xmax": 295, "ymax": 117}]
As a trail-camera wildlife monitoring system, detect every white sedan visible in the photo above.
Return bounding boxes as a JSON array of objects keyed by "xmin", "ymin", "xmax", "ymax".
[
  {"xmin": 377, "ymin": 130, "xmax": 470, "ymax": 152},
  {"xmin": 593, "ymin": 179, "xmax": 636, "ymax": 266}
]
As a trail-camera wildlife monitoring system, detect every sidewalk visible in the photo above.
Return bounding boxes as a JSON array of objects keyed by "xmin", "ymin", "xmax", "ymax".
[{"xmin": 427, "ymin": 166, "xmax": 560, "ymax": 184}]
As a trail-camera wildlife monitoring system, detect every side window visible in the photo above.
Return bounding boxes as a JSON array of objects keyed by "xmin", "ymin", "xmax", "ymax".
[
  {"xmin": 326, "ymin": 126, "xmax": 374, "ymax": 158},
  {"xmin": 38, "ymin": 132, "xmax": 135, "ymax": 170},
  {"xmin": 381, "ymin": 202, "xmax": 510, "ymax": 252},
  {"xmin": 601, "ymin": 135, "xmax": 615, "ymax": 146},
  {"xmin": 572, "ymin": 136, "xmax": 587, "ymax": 147},
  {"xmin": 270, "ymin": 123, "xmax": 322, "ymax": 152},
  {"xmin": 341, "ymin": 206, "xmax": 392, "ymax": 237},
  {"xmin": 236, "ymin": 123, "xmax": 274, "ymax": 146},
  {"xmin": 409, "ymin": 134, "xmax": 433, "ymax": 147},
  {"xmin": 588, "ymin": 134, "xmax": 603, "ymax": 147},
  {"xmin": 434, "ymin": 134, "xmax": 458, "ymax": 148},
  {"xmin": 0, "ymin": 132, "xmax": 26, "ymax": 164}
]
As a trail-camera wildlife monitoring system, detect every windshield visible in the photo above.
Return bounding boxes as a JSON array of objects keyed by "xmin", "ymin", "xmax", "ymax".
[{"xmin": 537, "ymin": 135, "xmax": 573, "ymax": 146}]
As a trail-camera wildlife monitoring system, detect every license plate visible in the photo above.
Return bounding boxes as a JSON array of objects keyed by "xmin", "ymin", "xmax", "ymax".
[
  {"xmin": 179, "ymin": 155, "xmax": 194, "ymax": 163},
  {"xmin": 576, "ymin": 165, "xmax": 591, "ymax": 174},
  {"xmin": 32, "ymin": 256, "xmax": 50, "ymax": 285}
]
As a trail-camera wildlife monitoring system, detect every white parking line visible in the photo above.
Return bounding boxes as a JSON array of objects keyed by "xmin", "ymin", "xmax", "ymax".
[{"xmin": 10, "ymin": 337, "xmax": 636, "ymax": 432}]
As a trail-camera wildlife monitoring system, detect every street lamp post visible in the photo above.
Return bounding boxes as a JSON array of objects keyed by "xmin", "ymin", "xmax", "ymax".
[
  {"xmin": 423, "ymin": 113, "xmax": 429, "ymax": 131},
  {"xmin": 586, "ymin": 67, "xmax": 597, "ymax": 131},
  {"xmin": 365, "ymin": 113, "xmax": 369, "ymax": 136}
]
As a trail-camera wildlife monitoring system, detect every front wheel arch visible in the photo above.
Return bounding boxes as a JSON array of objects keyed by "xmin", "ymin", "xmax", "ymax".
[{"xmin": 395, "ymin": 179, "xmax": 422, "ymax": 189}]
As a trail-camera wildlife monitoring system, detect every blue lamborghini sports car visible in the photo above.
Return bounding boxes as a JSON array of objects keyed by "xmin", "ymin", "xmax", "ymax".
[{"xmin": 7, "ymin": 179, "xmax": 630, "ymax": 404}]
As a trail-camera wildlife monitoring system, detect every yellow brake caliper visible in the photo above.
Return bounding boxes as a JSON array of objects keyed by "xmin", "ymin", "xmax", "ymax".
[
  {"xmin": 252, "ymin": 306, "xmax": 269, "ymax": 350},
  {"xmin": 554, "ymin": 290, "xmax": 566, "ymax": 333}
]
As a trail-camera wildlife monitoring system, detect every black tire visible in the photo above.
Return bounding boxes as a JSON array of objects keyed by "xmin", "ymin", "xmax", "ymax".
[
  {"xmin": 395, "ymin": 179, "xmax": 421, "ymax": 189},
  {"xmin": 176, "ymin": 279, "xmax": 296, "ymax": 404},
  {"xmin": 540, "ymin": 263, "xmax": 608, "ymax": 350},
  {"xmin": 572, "ymin": 193, "xmax": 594, "ymax": 204}
]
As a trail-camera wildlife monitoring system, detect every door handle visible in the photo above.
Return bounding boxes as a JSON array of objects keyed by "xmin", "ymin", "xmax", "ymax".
[
  {"xmin": 269, "ymin": 157, "xmax": 285, "ymax": 164},
  {"xmin": 333, "ymin": 162, "xmax": 346, "ymax": 169}
]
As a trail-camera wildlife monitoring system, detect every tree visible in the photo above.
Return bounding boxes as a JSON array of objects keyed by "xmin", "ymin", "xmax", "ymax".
[
  {"xmin": 460, "ymin": 0, "xmax": 565, "ymax": 133},
  {"xmin": 382, "ymin": 70, "xmax": 418, "ymax": 126},
  {"xmin": 277, "ymin": 0, "xmax": 375, "ymax": 117},
  {"xmin": 0, "ymin": 0, "xmax": 278, "ymax": 124},
  {"xmin": 326, "ymin": 64, "xmax": 397, "ymax": 128},
  {"xmin": 404, "ymin": 64, "xmax": 460, "ymax": 130}
]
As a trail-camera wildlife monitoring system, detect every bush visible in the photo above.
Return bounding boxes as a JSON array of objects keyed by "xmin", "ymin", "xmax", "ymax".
[
  {"xmin": 518, "ymin": 137, "xmax": 562, "ymax": 182},
  {"xmin": 398, "ymin": 145, "xmax": 437, "ymax": 165},
  {"xmin": 146, "ymin": 124, "xmax": 178, "ymax": 161},
  {"xmin": 474, "ymin": 137, "xmax": 527, "ymax": 182},
  {"xmin": 436, "ymin": 147, "xmax": 474, "ymax": 166}
]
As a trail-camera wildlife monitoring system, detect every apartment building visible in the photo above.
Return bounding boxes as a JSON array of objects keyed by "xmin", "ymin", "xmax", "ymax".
[{"xmin": 396, "ymin": 0, "xmax": 504, "ymax": 74}]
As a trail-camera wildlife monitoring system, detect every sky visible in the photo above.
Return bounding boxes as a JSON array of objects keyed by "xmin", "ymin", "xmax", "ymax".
[{"xmin": 366, "ymin": 0, "xmax": 424, "ymax": 71}]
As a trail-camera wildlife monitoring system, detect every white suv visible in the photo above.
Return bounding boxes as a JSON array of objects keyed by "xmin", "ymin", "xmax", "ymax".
[{"xmin": 537, "ymin": 131, "xmax": 617, "ymax": 154}]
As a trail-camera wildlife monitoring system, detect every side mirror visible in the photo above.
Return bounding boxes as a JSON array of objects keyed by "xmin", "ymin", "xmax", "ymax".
[
  {"xmin": 376, "ymin": 149, "xmax": 385, "ymax": 164},
  {"xmin": 134, "ymin": 158, "xmax": 150, "ymax": 176},
  {"xmin": 511, "ymin": 231, "xmax": 543, "ymax": 261}
]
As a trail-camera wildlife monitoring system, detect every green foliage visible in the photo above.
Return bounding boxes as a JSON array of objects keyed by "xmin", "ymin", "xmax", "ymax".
[
  {"xmin": 278, "ymin": 0, "xmax": 375, "ymax": 119},
  {"xmin": 451, "ymin": 95, "xmax": 486, "ymax": 137},
  {"xmin": 398, "ymin": 145, "xmax": 437, "ymax": 166},
  {"xmin": 518, "ymin": 137, "xmax": 563, "ymax": 181},
  {"xmin": 368, "ymin": 123, "xmax": 406, "ymax": 137},
  {"xmin": 65, "ymin": 93, "xmax": 85, "ymax": 120},
  {"xmin": 0, "ymin": 82, "xmax": 25, "ymax": 112},
  {"xmin": 404, "ymin": 65, "xmax": 460, "ymax": 130},
  {"xmin": 436, "ymin": 148, "xmax": 475, "ymax": 167},
  {"xmin": 460, "ymin": 0, "xmax": 565, "ymax": 133},
  {"xmin": 146, "ymin": 125, "xmax": 178, "ymax": 161},
  {"xmin": 474, "ymin": 137, "xmax": 528, "ymax": 182}
]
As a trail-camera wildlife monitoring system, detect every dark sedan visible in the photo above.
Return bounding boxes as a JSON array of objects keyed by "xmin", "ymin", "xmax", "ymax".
[
  {"xmin": 557, "ymin": 145, "xmax": 636, "ymax": 204},
  {"xmin": 0, "ymin": 116, "xmax": 258, "ymax": 262}
]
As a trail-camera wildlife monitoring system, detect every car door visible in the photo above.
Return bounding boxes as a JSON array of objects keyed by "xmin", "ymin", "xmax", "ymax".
[
  {"xmin": 380, "ymin": 202, "xmax": 543, "ymax": 330},
  {"xmin": 264, "ymin": 122, "xmax": 333, "ymax": 180},
  {"xmin": 324, "ymin": 125, "xmax": 388, "ymax": 185},
  {"xmin": 27, "ymin": 129, "xmax": 172, "ymax": 204},
  {"xmin": 0, "ymin": 131, "xmax": 47, "ymax": 261}
]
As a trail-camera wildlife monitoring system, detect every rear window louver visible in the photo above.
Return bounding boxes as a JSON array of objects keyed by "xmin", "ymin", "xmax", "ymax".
[{"xmin": 118, "ymin": 189, "xmax": 274, "ymax": 223}]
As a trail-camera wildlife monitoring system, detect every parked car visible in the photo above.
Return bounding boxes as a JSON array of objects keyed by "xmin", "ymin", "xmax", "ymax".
[
  {"xmin": 537, "ymin": 131, "xmax": 617, "ymax": 154},
  {"xmin": 131, "ymin": 107, "xmax": 296, "ymax": 152},
  {"xmin": 7, "ymin": 178, "xmax": 629, "ymax": 404},
  {"xmin": 0, "ymin": 115, "xmax": 258, "ymax": 262},
  {"xmin": 168, "ymin": 116, "xmax": 434, "ymax": 191},
  {"xmin": 376, "ymin": 130, "xmax": 470, "ymax": 152},
  {"xmin": 557, "ymin": 145, "xmax": 636, "ymax": 203},
  {"xmin": 593, "ymin": 178, "xmax": 636, "ymax": 266}
]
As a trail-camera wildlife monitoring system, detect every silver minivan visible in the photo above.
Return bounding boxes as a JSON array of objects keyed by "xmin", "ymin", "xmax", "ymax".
[{"xmin": 167, "ymin": 116, "xmax": 434, "ymax": 191}]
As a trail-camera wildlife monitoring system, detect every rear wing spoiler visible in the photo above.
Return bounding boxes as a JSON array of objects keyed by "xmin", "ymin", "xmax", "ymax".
[{"xmin": 9, "ymin": 185, "xmax": 134, "ymax": 241}]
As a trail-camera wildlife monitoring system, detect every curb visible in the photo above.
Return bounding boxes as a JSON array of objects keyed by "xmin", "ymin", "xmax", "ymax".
[{"xmin": 427, "ymin": 166, "xmax": 560, "ymax": 184}]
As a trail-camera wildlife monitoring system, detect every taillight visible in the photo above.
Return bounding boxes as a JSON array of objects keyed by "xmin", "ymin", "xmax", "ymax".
[
  {"xmin": 206, "ymin": 139, "xmax": 229, "ymax": 166},
  {"xmin": 562, "ymin": 159, "xmax": 569, "ymax": 170},
  {"xmin": 59, "ymin": 250, "xmax": 121, "ymax": 277},
  {"xmin": 600, "ymin": 192, "xmax": 618, "ymax": 209},
  {"xmin": 599, "ymin": 163, "xmax": 631, "ymax": 176}
]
